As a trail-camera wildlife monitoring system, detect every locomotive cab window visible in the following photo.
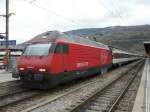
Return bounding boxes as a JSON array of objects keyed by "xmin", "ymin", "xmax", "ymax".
[
  {"xmin": 54, "ymin": 44, "xmax": 69, "ymax": 54},
  {"xmin": 23, "ymin": 43, "xmax": 51, "ymax": 56}
]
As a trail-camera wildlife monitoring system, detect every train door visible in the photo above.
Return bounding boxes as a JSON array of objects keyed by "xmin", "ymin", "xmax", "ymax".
[
  {"xmin": 100, "ymin": 49, "xmax": 107, "ymax": 65},
  {"xmin": 55, "ymin": 43, "xmax": 69, "ymax": 72},
  {"xmin": 100, "ymin": 49, "xmax": 109, "ymax": 74},
  {"xmin": 61, "ymin": 44, "xmax": 69, "ymax": 72}
]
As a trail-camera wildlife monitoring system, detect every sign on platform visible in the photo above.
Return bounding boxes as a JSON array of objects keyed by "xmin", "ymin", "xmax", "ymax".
[{"xmin": 0, "ymin": 40, "xmax": 16, "ymax": 46}]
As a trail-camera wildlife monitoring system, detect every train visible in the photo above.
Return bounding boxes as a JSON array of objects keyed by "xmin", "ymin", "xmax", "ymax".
[{"xmin": 14, "ymin": 31, "xmax": 141, "ymax": 89}]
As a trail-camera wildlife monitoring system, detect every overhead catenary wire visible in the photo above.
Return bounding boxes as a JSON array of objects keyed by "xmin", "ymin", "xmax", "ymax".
[
  {"xmin": 24, "ymin": 0, "xmax": 127, "ymax": 30},
  {"xmin": 109, "ymin": 0, "xmax": 150, "ymax": 34},
  {"xmin": 23, "ymin": 0, "xmax": 79, "ymax": 26},
  {"xmin": 97, "ymin": 0, "xmax": 124, "ymax": 25},
  {"xmin": 29, "ymin": 0, "xmax": 38, "ymax": 3},
  {"xmin": 108, "ymin": 0, "xmax": 125, "ymax": 23}
]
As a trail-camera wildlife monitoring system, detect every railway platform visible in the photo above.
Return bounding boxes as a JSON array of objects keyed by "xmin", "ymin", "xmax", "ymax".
[
  {"xmin": 132, "ymin": 58, "xmax": 150, "ymax": 112},
  {"xmin": 0, "ymin": 70, "xmax": 18, "ymax": 83}
]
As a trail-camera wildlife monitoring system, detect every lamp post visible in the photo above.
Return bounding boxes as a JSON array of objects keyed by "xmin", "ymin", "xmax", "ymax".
[
  {"xmin": 6, "ymin": 0, "xmax": 9, "ymax": 50},
  {"xmin": 4, "ymin": 0, "xmax": 9, "ymax": 70}
]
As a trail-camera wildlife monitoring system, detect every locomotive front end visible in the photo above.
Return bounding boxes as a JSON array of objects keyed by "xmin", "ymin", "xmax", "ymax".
[{"xmin": 18, "ymin": 43, "xmax": 52, "ymax": 82}]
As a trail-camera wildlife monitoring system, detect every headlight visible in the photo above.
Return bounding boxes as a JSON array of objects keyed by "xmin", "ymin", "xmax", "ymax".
[
  {"xmin": 39, "ymin": 68, "xmax": 46, "ymax": 72},
  {"xmin": 19, "ymin": 67, "xmax": 24, "ymax": 70}
]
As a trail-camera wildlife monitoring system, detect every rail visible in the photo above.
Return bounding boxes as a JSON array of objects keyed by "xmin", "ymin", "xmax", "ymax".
[
  {"xmin": 69, "ymin": 60, "xmax": 144, "ymax": 112},
  {"xmin": 145, "ymin": 58, "xmax": 150, "ymax": 112}
]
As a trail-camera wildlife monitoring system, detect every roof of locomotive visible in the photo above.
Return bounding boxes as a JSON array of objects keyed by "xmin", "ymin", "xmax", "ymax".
[{"xmin": 26, "ymin": 31, "xmax": 109, "ymax": 49}]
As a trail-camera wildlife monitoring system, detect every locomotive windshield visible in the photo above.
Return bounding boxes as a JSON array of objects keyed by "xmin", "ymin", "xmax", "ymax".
[{"xmin": 23, "ymin": 43, "xmax": 51, "ymax": 56}]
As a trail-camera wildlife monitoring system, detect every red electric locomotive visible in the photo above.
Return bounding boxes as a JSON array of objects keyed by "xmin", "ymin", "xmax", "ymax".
[{"xmin": 17, "ymin": 31, "xmax": 112, "ymax": 89}]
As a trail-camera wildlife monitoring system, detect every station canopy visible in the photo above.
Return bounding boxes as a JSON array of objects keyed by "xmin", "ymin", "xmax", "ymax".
[{"xmin": 143, "ymin": 41, "xmax": 150, "ymax": 56}]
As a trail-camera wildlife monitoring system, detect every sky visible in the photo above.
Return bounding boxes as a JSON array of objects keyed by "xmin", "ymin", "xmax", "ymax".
[{"xmin": 0, "ymin": 0, "xmax": 150, "ymax": 44}]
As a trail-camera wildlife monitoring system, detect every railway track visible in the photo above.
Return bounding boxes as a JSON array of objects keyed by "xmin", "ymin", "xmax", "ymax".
[
  {"xmin": 0, "ymin": 60, "xmax": 143, "ymax": 112},
  {"xmin": 19, "ymin": 60, "xmax": 143, "ymax": 112},
  {"xmin": 0, "ymin": 80, "xmax": 41, "ymax": 108},
  {"xmin": 113, "ymin": 67, "xmax": 143, "ymax": 112},
  {"xmin": 64, "ymin": 60, "xmax": 144, "ymax": 112},
  {"xmin": 0, "ymin": 73, "xmax": 108, "ymax": 112},
  {"xmin": 0, "ymin": 80, "xmax": 29, "ymax": 99},
  {"xmin": 0, "ymin": 89, "xmax": 42, "ymax": 108}
]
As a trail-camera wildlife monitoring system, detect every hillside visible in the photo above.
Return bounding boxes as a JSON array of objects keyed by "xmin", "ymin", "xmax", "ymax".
[{"xmin": 66, "ymin": 25, "xmax": 150, "ymax": 54}]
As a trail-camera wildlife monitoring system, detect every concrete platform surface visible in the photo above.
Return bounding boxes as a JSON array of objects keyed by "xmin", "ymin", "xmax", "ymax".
[
  {"xmin": 0, "ymin": 70, "xmax": 18, "ymax": 83},
  {"xmin": 132, "ymin": 59, "xmax": 150, "ymax": 112}
]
